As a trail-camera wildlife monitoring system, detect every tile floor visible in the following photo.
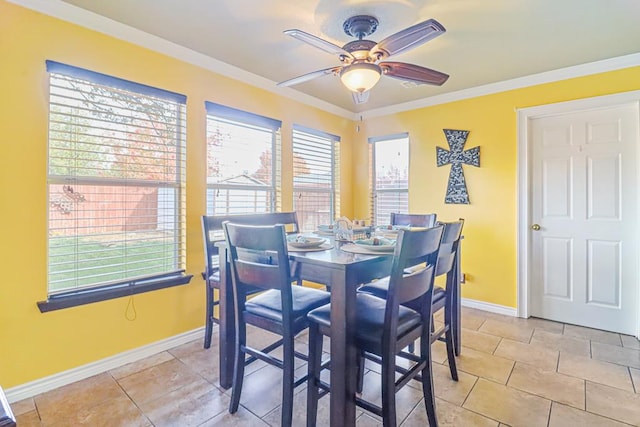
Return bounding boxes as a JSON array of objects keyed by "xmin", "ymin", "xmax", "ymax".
[{"xmin": 10, "ymin": 307, "xmax": 640, "ymax": 426}]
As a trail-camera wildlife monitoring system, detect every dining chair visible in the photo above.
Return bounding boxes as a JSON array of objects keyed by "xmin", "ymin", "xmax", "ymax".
[
  {"xmin": 306, "ymin": 225, "xmax": 453, "ymax": 427},
  {"xmin": 201, "ymin": 212, "xmax": 301, "ymax": 349},
  {"xmin": 223, "ymin": 222, "xmax": 330, "ymax": 427},
  {"xmin": 387, "ymin": 212, "xmax": 437, "ymax": 354},
  {"xmin": 358, "ymin": 219, "xmax": 465, "ymax": 355},
  {"xmin": 430, "ymin": 219, "xmax": 465, "ymax": 353},
  {"xmin": 390, "ymin": 212, "xmax": 437, "ymax": 228}
]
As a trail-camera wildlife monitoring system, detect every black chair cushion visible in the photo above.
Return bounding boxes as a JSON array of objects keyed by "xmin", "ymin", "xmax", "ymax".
[
  {"xmin": 358, "ymin": 277, "xmax": 390, "ymax": 299},
  {"xmin": 307, "ymin": 293, "xmax": 422, "ymax": 346},
  {"xmin": 360, "ymin": 280, "xmax": 447, "ymax": 310},
  {"xmin": 246, "ymin": 285, "xmax": 330, "ymax": 323},
  {"xmin": 357, "ymin": 265, "xmax": 425, "ymax": 299}
]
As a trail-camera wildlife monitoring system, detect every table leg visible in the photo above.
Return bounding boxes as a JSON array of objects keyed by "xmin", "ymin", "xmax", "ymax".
[
  {"xmin": 329, "ymin": 270, "xmax": 357, "ymax": 427},
  {"xmin": 218, "ymin": 247, "xmax": 234, "ymax": 389}
]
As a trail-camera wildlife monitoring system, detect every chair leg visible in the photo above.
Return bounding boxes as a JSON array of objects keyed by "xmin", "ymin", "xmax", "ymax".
[
  {"xmin": 229, "ymin": 316, "xmax": 246, "ymax": 414},
  {"xmin": 444, "ymin": 308, "xmax": 458, "ymax": 381},
  {"xmin": 306, "ymin": 323, "xmax": 323, "ymax": 427},
  {"xmin": 452, "ymin": 303, "xmax": 460, "ymax": 356},
  {"xmin": 409, "ymin": 317, "xmax": 435, "ymax": 354},
  {"xmin": 452, "ymin": 263, "xmax": 462, "ymax": 356},
  {"xmin": 204, "ymin": 283, "xmax": 214, "ymax": 349},
  {"xmin": 381, "ymin": 353, "xmax": 398, "ymax": 427},
  {"xmin": 281, "ymin": 333, "xmax": 295, "ymax": 427},
  {"xmin": 445, "ymin": 325, "xmax": 458, "ymax": 381},
  {"xmin": 420, "ymin": 335, "xmax": 438, "ymax": 427},
  {"xmin": 357, "ymin": 351, "xmax": 365, "ymax": 393},
  {"xmin": 443, "ymin": 290, "xmax": 459, "ymax": 380},
  {"xmin": 412, "ymin": 315, "xmax": 434, "ymax": 354}
]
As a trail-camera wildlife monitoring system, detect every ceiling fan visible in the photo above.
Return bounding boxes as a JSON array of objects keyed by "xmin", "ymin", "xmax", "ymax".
[{"xmin": 277, "ymin": 15, "xmax": 449, "ymax": 104}]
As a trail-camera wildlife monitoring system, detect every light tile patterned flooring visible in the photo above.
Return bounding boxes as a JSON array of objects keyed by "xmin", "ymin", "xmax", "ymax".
[{"xmin": 11, "ymin": 307, "xmax": 640, "ymax": 426}]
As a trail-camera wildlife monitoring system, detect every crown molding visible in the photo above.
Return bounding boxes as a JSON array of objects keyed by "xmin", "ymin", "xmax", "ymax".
[
  {"xmin": 8, "ymin": 0, "xmax": 355, "ymax": 119},
  {"xmin": 361, "ymin": 52, "xmax": 640, "ymax": 119},
  {"xmin": 9, "ymin": 0, "xmax": 640, "ymax": 122}
]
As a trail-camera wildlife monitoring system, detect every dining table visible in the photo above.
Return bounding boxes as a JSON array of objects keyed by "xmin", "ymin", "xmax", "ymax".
[
  {"xmin": 217, "ymin": 236, "xmax": 394, "ymax": 426},
  {"xmin": 216, "ymin": 233, "xmax": 463, "ymax": 426}
]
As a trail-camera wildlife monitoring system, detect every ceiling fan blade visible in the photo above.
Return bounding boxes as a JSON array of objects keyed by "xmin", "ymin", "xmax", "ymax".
[
  {"xmin": 370, "ymin": 18, "xmax": 445, "ymax": 60},
  {"xmin": 284, "ymin": 29, "xmax": 354, "ymax": 59},
  {"xmin": 352, "ymin": 91, "xmax": 370, "ymax": 104},
  {"xmin": 380, "ymin": 62, "xmax": 449, "ymax": 86},
  {"xmin": 277, "ymin": 66, "xmax": 341, "ymax": 87}
]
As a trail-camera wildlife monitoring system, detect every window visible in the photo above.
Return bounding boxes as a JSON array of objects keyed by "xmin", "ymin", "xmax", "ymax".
[
  {"xmin": 371, "ymin": 134, "xmax": 409, "ymax": 226},
  {"xmin": 205, "ymin": 102, "xmax": 281, "ymax": 215},
  {"xmin": 293, "ymin": 126, "xmax": 340, "ymax": 232},
  {"xmin": 41, "ymin": 61, "xmax": 190, "ymax": 311}
]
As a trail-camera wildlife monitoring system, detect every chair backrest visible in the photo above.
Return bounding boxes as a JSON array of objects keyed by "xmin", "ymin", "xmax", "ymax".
[
  {"xmin": 202, "ymin": 212, "xmax": 300, "ymax": 277},
  {"xmin": 434, "ymin": 219, "xmax": 465, "ymax": 278},
  {"xmin": 390, "ymin": 212, "xmax": 437, "ymax": 228},
  {"xmin": 384, "ymin": 226, "xmax": 444, "ymax": 333},
  {"xmin": 223, "ymin": 222, "xmax": 293, "ymax": 317}
]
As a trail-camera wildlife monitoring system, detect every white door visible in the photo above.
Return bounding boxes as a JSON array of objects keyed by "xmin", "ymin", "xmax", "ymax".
[{"xmin": 530, "ymin": 103, "xmax": 639, "ymax": 334}]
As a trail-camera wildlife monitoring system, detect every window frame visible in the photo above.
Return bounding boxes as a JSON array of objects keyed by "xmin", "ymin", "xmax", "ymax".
[
  {"xmin": 292, "ymin": 125, "xmax": 340, "ymax": 232},
  {"xmin": 204, "ymin": 102, "xmax": 281, "ymax": 215},
  {"xmin": 370, "ymin": 133, "xmax": 410, "ymax": 226},
  {"xmin": 38, "ymin": 61, "xmax": 192, "ymax": 312}
]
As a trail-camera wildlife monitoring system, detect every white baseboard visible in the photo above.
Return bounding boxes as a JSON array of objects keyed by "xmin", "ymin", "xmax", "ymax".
[
  {"xmin": 6, "ymin": 299, "xmax": 517, "ymax": 403},
  {"xmin": 461, "ymin": 297, "xmax": 518, "ymax": 317},
  {"xmin": 5, "ymin": 327, "xmax": 205, "ymax": 403}
]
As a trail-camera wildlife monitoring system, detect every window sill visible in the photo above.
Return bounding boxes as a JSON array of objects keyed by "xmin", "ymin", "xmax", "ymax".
[{"xmin": 37, "ymin": 272, "xmax": 193, "ymax": 312}]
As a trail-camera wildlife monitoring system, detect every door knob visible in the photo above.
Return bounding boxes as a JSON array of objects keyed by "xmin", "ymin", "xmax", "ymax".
[{"xmin": 531, "ymin": 224, "xmax": 541, "ymax": 231}]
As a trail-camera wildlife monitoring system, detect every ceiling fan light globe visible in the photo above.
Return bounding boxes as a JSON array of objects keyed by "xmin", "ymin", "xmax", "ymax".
[{"xmin": 340, "ymin": 63, "xmax": 381, "ymax": 93}]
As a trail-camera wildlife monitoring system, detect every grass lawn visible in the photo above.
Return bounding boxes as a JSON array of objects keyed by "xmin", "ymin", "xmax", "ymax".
[{"xmin": 48, "ymin": 233, "xmax": 178, "ymax": 292}]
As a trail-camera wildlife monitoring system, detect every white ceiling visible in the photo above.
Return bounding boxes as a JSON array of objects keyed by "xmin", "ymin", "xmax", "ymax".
[{"xmin": 26, "ymin": 0, "xmax": 640, "ymax": 115}]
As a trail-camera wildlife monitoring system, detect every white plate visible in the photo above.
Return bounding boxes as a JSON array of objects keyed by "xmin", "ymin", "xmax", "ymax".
[
  {"xmin": 354, "ymin": 242, "xmax": 395, "ymax": 252},
  {"xmin": 377, "ymin": 232, "xmax": 399, "ymax": 239},
  {"xmin": 354, "ymin": 238, "xmax": 396, "ymax": 252},
  {"xmin": 376, "ymin": 225, "xmax": 409, "ymax": 234},
  {"xmin": 287, "ymin": 236, "xmax": 325, "ymax": 248}
]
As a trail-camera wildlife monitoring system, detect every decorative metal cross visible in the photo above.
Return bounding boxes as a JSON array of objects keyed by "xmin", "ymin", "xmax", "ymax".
[{"xmin": 436, "ymin": 129, "xmax": 480, "ymax": 204}]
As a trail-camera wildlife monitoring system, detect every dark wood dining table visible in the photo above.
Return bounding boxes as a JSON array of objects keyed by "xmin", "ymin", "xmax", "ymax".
[
  {"xmin": 217, "ymin": 239, "xmax": 393, "ymax": 426},
  {"xmin": 216, "ymin": 236, "xmax": 463, "ymax": 426}
]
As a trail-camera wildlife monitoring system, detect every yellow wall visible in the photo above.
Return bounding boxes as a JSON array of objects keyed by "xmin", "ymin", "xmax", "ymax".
[
  {"xmin": 1, "ymin": 0, "xmax": 639, "ymax": 390},
  {"xmin": 353, "ymin": 68, "xmax": 640, "ymax": 308},
  {"xmin": 0, "ymin": 1, "xmax": 354, "ymax": 388}
]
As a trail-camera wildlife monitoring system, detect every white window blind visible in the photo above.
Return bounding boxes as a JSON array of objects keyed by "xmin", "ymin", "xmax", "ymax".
[
  {"xmin": 46, "ymin": 61, "xmax": 187, "ymax": 296},
  {"xmin": 205, "ymin": 102, "xmax": 280, "ymax": 215},
  {"xmin": 293, "ymin": 126, "xmax": 340, "ymax": 231},
  {"xmin": 371, "ymin": 134, "xmax": 409, "ymax": 226}
]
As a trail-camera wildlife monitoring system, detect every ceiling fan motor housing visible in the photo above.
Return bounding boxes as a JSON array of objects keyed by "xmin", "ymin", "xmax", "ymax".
[
  {"xmin": 343, "ymin": 39, "xmax": 376, "ymax": 58},
  {"xmin": 343, "ymin": 15, "xmax": 379, "ymax": 39}
]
